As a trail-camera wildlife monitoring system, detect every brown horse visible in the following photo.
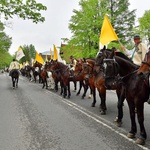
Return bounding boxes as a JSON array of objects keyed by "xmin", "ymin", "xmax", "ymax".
[
  {"xmin": 103, "ymin": 54, "xmax": 149, "ymax": 145},
  {"xmin": 33, "ymin": 61, "xmax": 42, "ymax": 83},
  {"xmin": 78, "ymin": 58, "xmax": 108, "ymax": 115},
  {"xmin": 74, "ymin": 59, "xmax": 93, "ymax": 99}
]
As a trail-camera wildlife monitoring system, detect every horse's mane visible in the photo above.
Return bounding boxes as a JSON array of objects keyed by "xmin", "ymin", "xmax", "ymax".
[
  {"xmin": 115, "ymin": 52, "xmax": 132, "ymax": 62},
  {"xmin": 115, "ymin": 56, "xmax": 139, "ymax": 70}
]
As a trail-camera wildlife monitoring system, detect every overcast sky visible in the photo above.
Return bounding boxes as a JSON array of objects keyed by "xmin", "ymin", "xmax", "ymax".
[{"xmin": 4, "ymin": 0, "xmax": 150, "ymax": 55}]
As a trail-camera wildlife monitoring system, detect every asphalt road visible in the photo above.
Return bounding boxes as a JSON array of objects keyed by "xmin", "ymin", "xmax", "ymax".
[{"xmin": 0, "ymin": 72, "xmax": 150, "ymax": 150}]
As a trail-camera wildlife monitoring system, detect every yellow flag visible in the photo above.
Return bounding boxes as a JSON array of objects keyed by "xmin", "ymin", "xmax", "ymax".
[
  {"xmin": 53, "ymin": 45, "xmax": 58, "ymax": 60},
  {"xmin": 20, "ymin": 63, "xmax": 23, "ymax": 68},
  {"xmin": 26, "ymin": 61, "xmax": 29, "ymax": 65},
  {"xmin": 100, "ymin": 15, "xmax": 118, "ymax": 45},
  {"xmin": 35, "ymin": 52, "xmax": 44, "ymax": 65}
]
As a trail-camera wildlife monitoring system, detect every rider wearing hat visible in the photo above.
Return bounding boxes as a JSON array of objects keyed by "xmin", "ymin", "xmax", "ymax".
[
  {"xmin": 9, "ymin": 58, "xmax": 20, "ymax": 76},
  {"xmin": 121, "ymin": 35, "xmax": 148, "ymax": 66}
]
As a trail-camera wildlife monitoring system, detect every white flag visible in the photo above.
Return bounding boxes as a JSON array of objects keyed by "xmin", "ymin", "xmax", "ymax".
[{"xmin": 16, "ymin": 47, "xmax": 25, "ymax": 61}]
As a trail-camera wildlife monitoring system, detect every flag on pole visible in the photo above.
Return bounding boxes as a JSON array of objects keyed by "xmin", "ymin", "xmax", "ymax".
[
  {"xmin": 100, "ymin": 15, "xmax": 118, "ymax": 46},
  {"xmin": 26, "ymin": 61, "xmax": 29, "ymax": 65},
  {"xmin": 20, "ymin": 63, "xmax": 23, "ymax": 69},
  {"xmin": 45, "ymin": 55, "xmax": 48, "ymax": 61},
  {"xmin": 53, "ymin": 45, "xmax": 58, "ymax": 60},
  {"xmin": 50, "ymin": 48, "xmax": 52, "ymax": 59},
  {"xmin": 16, "ymin": 47, "xmax": 25, "ymax": 61},
  {"xmin": 35, "ymin": 51, "xmax": 44, "ymax": 65}
]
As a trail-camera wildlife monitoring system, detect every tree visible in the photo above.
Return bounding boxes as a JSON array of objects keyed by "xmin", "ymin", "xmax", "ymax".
[
  {"xmin": 0, "ymin": 0, "xmax": 47, "ymax": 23},
  {"xmin": 66, "ymin": 0, "xmax": 136, "ymax": 58},
  {"xmin": 109, "ymin": 0, "xmax": 136, "ymax": 45},
  {"xmin": 138, "ymin": 10, "xmax": 150, "ymax": 39},
  {"xmin": 0, "ymin": 21, "xmax": 12, "ymax": 51},
  {"xmin": 19, "ymin": 44, "xmax": 36, "ymax": 65}
]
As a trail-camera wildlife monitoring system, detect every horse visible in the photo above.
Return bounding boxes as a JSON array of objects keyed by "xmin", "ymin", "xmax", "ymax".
[
  {"xmin": 74, "ymin": 58, "xmax": 93, "ymax": 99},
  {"xmin": 32, "ymin": 62, "xmax": 42, "ymax": 83},
  {"xmin": 49, "ymin": 60, "xmax": 71, "ymax": 98},
  {"xmin": 103, "ymin": 54, "xmax": 149, "ymax": 145},
  {"xmin": 11, "ymin": 69, "xmax": 19, "ymax": 89}
]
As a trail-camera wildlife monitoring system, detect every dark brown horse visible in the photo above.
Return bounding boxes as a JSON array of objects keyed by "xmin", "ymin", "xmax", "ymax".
[
  {"xmin": 103, "ymin": 54, "xmax": 149, "ymax": 145},
  {"xmin": 49, "ymin": 60, "xmax": 71, "ymax": 98},
  {"xmin": 11, "ymin": 69, "xmax": 19, "ymax": 89}
]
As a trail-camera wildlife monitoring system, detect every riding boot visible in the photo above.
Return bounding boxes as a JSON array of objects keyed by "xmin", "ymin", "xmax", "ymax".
[
  {"xmin": 9, "ymin": 70, "xmax": 12, "ymax": 76},
  {"xmin": 70, "ymin": 70, "xmax": 74, "ymax": 77}
]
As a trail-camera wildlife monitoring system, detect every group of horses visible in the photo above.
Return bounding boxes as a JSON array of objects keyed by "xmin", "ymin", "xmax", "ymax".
[{"xmin": 10, "ymin": 47, "xmax": 150, "ymax": 145}]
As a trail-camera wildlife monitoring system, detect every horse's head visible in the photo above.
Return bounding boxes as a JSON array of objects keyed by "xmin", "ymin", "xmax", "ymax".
[
  {"xmin": 137, "ymin": 50, "xmax": 150, "ymax": 78},
  {"xmin": 103, "ymin": 58, "xmax": 120, "ymax": 89},
  {"xmin": 95, "ymin": 47, "xmax": 113, "ymax": 66},
  {"xmin": 74, "ymin": 59, "xmax": 83, "ymax": 76},
  {"xmin": 82, "ymin": 61, "xmax": 94, "ymax": 79},
  {"xmin": 49, "ymin": 59, "xmax": 59, "ymax": 72}
]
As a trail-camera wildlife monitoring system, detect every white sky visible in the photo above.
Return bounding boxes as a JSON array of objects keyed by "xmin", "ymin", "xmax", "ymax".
[{"xmin": 4, "ymin": 0, "xmax": 150, "ymax": 55}]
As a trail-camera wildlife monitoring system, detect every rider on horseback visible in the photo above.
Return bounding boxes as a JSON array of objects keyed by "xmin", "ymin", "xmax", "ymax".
[
  {"xmin": 9, "ymin": 58, "xmax": 20, "ymax": 76},
  {"xmin": 69, "ymin": 55, "xmax": 77, "ymax": 77}
]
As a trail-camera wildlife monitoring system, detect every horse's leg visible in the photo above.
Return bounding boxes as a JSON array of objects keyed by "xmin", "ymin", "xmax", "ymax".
[
  {"xmin": 67, "ymin": 82, "xmax": 71, "ymax": 99},
  {"xmin": 135, "ymin": 103, "xmax": 147, "ymax": 145},
  {"xmin": 16, "ymin": 77, "xmax": 18, "ymax": 88},
  {"xmin": 127, "ymin": 101, "xmax": 137, "ymax": 139},
  {"xmin": 63, "ymin": 85, "xmax": 67, "ymax": 98},
  {"xmin": 45, "ymin": 78, "xmax": 48, "ymax": 89},
  {"xmin": 12, "ymin": 77, "xmax": 15, "ymax": 88},
  {"xmin": 73, "ymin": 81, "xmax": 76, "ymax": 92},
  {"xmin": 55, "ymin": 81, "xmax": 58, "ymax": 92},
  {"xmin": 91, "ymin": 86, "xmax": 96, "ymax": 107},
  {"xmin": 98, "ymin": 87, "xmax": 106, "ymax": 115},
  {"xmin": 76, "ymin": 81, "xmax": 83, "ymax": 95},
  {"xmin": 42, "ymin": 79, "xmax": 45, "ymax": 89},
  {"xmin": 114, "ymin": 88, "xmax": 125, "ymax": 127}
]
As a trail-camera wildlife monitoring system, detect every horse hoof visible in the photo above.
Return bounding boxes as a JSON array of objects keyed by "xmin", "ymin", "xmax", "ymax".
[
  {"xmin": 91, "ymin": 103, "xmax": 95, "ymax": 107},
  {"xmin": 135, "ymin": 137, "xmax": 145, "ymax": 145},
  {"xmin": 100, "ymin": 110, "xmax": 106, "ymax": 115},
  {"xmin": 114, "ymin": 117, "xmax": 122, "ymax": 127},
  {"xmin": 127, "ymin": 132, "xmax": 135, "ymax": 138},
  {"xmin": 13, "ymin": 87, "xmax": 15, "ymax": 89},
  {"xmin": 88, "ymin": 95, "xmax": 92, "ymax": 99}
]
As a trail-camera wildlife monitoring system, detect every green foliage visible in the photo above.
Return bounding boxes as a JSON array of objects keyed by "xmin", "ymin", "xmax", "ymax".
[
  {"xmin": 138, "ymin": 10, "xmax": 150, "ymax": 38},
  {"xmin": 0, "ymin": 22, "xmax": 12, "ymax": 52},
  {"xmin": 0, "ymin": 0, "xmax": 47, "ymax": 23},
  {"xmin": 19, "ymin": 44, "xmax": 36, "ymax": 64},
  {"xmin": 0, "ymin": 49, "xmax": 13, "ymax": 68},
  {"xmin": 63, "ymin": 0, "xmax": 136, "ymax": 59}
]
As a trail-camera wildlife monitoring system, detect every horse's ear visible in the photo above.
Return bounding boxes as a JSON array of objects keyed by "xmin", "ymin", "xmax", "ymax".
[
  {"xmin": 109, "ymin": 50, "xmax": 115, "ymax": 59},
  {"xmin": 103, "ymin": 45, "xmax": 106, "ymax": 50},
  {"xmin": 83, "ymin": 58, "xmax": 86, "ymax": 62}
]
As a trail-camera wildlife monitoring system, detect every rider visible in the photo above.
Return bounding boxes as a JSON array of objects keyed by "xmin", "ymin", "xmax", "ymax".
[
  {"xmin": 69, "ymin": 55, "xmax": 77, "ymax": 77},
  {"xmin": 121, "ymin": 35, "xmax": 148, "ymax": 66},
  {"xmin": 9, "ymin": 58, "xmax": 20, "ymax": 76},
  {"xmin": 121, "ymin": 35, "xmax": 150, "ymax": 104}
]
